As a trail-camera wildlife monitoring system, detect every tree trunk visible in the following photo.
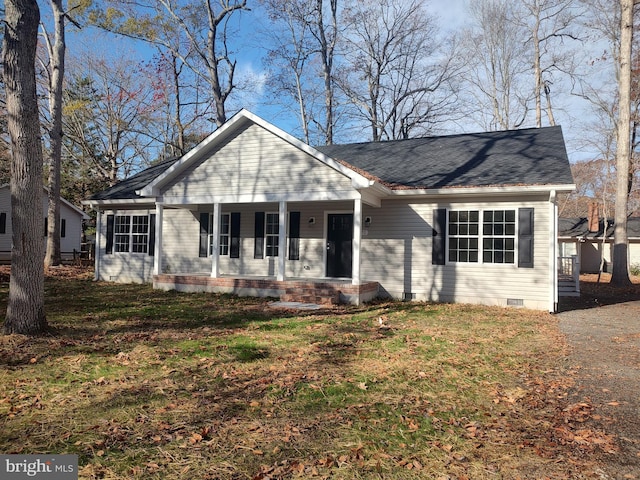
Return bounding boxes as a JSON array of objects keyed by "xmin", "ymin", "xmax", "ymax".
[
  {"xmin": 316, "ymin": 0, "xmax": 337, "ymax": 145},
  {"xmin": 3, "ymin": 0, "xmax": 48, "ymax": 334},
  {"xmin": 611, "ymin": 0, "xmax": 633, "ymax": 287},
  {"xmin": 533, "ymin": 13, "xmax": 542, "ymax": 128},
  {"xmin": 45, "ymin": 0, "xmax": 66, "ymax": 268}
]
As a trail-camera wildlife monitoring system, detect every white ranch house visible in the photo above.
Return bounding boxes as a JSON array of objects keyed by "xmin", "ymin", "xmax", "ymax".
[{"xmin": 84, "ymin": 110, "xmax": 575, "ymax": 312}]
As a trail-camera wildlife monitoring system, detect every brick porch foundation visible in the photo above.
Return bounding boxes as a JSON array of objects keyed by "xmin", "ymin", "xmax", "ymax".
[{"xmin": 153, "ymin": 274, "xmax": 380, "ymax": 305}]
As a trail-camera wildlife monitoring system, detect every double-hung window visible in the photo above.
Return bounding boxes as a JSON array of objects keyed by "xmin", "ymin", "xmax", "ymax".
[
  {"xmin": 254, "ymin": 211, "xmax": 300, "ymax": 260},
  {"xmin": 131, "ymin": 215, "xmax": 149, "ymax": 253},
  {"xmin": 482, "ymin": 210, "xmax": 515, "ymax": 263},
  {"xmin": 448, "ymin": 210, "xmax": 479, "ymax": 262},
  {"xmin": 265, "ymin": 213, "xmax": 279, "ymax": 257},
  {"xmin": 113, "ymin": 215, "xmax": 149, "ymax": 253},
  {"xmin": 114, "ymin": 215, "xmax": 132, "ymax": 252},
  {"xmin": 200, "ymin": 212, "xmax": 240, "ymax": 258},
  {"xmin": 106, "ymin": 213, "xmax": 155, "ymax": 255},
  {"xmin": 448, "ymin": 209, "xmax": 516, "ymax": 264}
]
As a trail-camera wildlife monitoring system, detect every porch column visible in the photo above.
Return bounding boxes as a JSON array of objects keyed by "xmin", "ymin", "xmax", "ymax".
[
  {"xmin": 278, "ymin": 201, "xmax": 287, "ymax": 281},
  {"xmin": 153, "ymin": 204, "xmax": 163, "ymax": 275},
  {"xmin": 95, "ymin": 207, "xmax": 101, "ymax": 281},
  {"xmin": 352, "ymin": 198, "xmax": 362, "ymax": 285},
  {"xmin": 211, "ymin": 203, "xmax": 220, "ymax": 278}
]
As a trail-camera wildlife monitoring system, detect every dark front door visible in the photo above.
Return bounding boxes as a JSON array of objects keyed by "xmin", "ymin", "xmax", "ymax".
[{"xmin": 326, "ymin": 214, "xmax": 353, "ymax": 278}]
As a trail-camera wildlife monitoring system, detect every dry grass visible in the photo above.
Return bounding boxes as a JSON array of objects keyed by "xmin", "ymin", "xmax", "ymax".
[{"xmin": 0, "ymin": 271, "xmax": 614, "ymax": 479}]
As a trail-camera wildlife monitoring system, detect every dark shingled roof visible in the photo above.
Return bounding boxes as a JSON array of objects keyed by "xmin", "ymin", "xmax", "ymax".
[
  {"xmin": 559, "ymin": 217, "xmax": 640, "ymax": 239},
  {"xmin": 316, "ymin": 125, "xmax": 573, "ymax": 189},
  {"xmin": 90, "ymin": 125, "xmax": 573, "ymax": 202},
  {"xmin": 89, "ymin": 157, "xmax": 179, "ymax": 201}
]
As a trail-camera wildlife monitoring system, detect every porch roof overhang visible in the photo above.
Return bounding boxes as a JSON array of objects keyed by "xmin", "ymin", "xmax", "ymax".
[
  {"xmin": 157, "ymin": 183, "xmax": 388, "ymax": 208},
  {"xmin": 82, "ymin": 198, "xmax": 156, "ymax": 209}
]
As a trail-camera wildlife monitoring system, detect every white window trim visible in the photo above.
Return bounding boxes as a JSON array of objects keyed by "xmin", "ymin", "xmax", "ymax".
[
  {"xmin": 114, "ymin": 214, "xmax": 150, "ymax": 254},
  {"xmin": 446, "ymin": 207, "xmax": 519, "ymax": 266}
]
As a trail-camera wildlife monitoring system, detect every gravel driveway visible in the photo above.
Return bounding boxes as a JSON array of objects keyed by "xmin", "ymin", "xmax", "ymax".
[{"xmin": 558, "ymin": 299, "xmax": 640, "ymax": 479}]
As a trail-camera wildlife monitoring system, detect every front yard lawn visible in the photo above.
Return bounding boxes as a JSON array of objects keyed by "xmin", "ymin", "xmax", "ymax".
[{"xmin": 0, "ymin": 271, "xmax": 610, "ymax": 479}]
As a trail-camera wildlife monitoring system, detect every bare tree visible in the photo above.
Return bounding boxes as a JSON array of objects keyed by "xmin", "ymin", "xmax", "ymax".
[
  {"xmin": 88, "ymin": 0, "xmax": 248, "ymax": 127},
  {"xmin": 313, "ymin": 0, "xmax": 339, "ymax": 144},
  {"xmin": 338, "ymin": 0, "xmax": 459, "ymax": 141},
  {"xmin": 612, "ymin": 0, "xmax": 634, "ymax": 286},
  {"xmin": 461, "ymin": 0, "xmax": 532, "ymax": 131},
  {"xmin": 262, "ymin": 0, "xmax": 315, "ymax": 143},
  {"xmin": 141, "ymin": 49, "xmax": 212, "ymax": 158},
  {"xmin": 63, "ymin": 55, "xmax": 158, "ymax": 185},
  {"xmin": 261, "ymin": 0, "xmax": 340, "ymax": 144},
  {"xmin": 3, "ymin": 0, "xmax": 48, "ymax": 334},
  {"xmin": 521, "ymin": 0, "xmax": 581, "ymax": 128}
]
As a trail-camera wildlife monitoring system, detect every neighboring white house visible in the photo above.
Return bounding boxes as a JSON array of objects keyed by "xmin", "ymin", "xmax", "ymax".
[
  {"xmin": 558, "ymin": 216, "xmax": 640, "ymax": 273},
  {"xmin": 0, "ymin": 185, "xmax": 89, "ymax": 263},
  {"xmin": 84, "ymin": 109, "xmax": 575, "ymax": 312}
]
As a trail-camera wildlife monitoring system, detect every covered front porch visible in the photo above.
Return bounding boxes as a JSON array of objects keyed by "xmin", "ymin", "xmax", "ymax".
[
  {"xmin": 153, "ymin": 273, "xmax": 380, "ymax": 306},
  {"xmin": 150, "ymin": 196, "xmax": 383, "ymax": 305}
]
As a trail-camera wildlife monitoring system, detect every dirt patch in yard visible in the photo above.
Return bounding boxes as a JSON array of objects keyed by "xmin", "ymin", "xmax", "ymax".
[
  {"xmin": 558, "ymin": 274, "xmax": 640, "ymax": 479},
  {"xmin": 0, "ymin": 265, "xmax": 93, "ymax": 283}
]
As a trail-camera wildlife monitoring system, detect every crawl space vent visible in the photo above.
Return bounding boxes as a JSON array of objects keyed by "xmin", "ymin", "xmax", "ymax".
[{"xmin": 507, "ymin": 298, "xmax": 524, "ymax": 307}]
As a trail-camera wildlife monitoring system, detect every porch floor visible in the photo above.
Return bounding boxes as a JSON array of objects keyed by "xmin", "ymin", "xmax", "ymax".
[{"xmin": 153, "ymin": 273, "xmax": 380, "ymax": 306}]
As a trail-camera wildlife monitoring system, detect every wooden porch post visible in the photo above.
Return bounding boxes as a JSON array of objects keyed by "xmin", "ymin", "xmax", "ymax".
[
  {"xmin": 352, "ymin": 198, "xmax": 362, "ymax": 285},
  {"xmin": 278, "ymin": 201, "xmax": 286, "ymax": 281},
  {"xmin": 153, "ymin": 203, "xmax": 163, "ymax": 275},
  {"xmin": 211, "ymin": 203, "xmax": 220, "ymax": 278}
]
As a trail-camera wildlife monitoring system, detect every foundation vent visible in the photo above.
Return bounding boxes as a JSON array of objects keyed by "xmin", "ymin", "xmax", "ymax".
[
  {"xmin": 403, "ymin": 292, "xmax": 416, "ymax": 301},
  {"xmin": 507, "ymin": 298, "xmax": 524, "ymax": 307}
]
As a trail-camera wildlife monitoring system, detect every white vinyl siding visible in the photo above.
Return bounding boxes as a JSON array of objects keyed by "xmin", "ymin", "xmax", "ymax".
[
  {"xmin": 162, "ymin": 123, "xmax": 354, "ymax": 201},
  {"xmin": 96, "ymin": 208, "xmax": 155, "ymax": 283},
  {"xmin": 360, "ymin": 197, "xmax": 552, "ymax": 310}
]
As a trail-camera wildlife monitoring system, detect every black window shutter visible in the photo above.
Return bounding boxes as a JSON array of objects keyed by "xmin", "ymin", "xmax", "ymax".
[
  {"xmin": 61, "ymin": 219, "xmax": 66, "ymax": 238},
  {"xmin": 105, "ymin": 214, "xmax": 114, "ymax": 254},
  {"xmin": 0, "ymin": 213, "xmax": 6, "ymax": 234},
  {"xmin": 254, "ymin": 212, "xmax": 265, "ymax": 259},
  {"xmin": 148, "ymin": 214, "xmax": 156, "ymax": 257},
  {"xmin": 230, "ymin": 212, "xmax": 241, "ymax": 258},
  {"xmin": 518, "ymin": 208, "xmax": 534, "ymax": 268},
  {"xmin": 432, "ymin": 208, "xmax": 446, "ymax": 265},
  {"xmin": 288, "ymin": 211, "xmax": 300, "ymax": 260},
  {"xmin": 199, "ymin": 212, "xmax": 209, "ymax": 258}
]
